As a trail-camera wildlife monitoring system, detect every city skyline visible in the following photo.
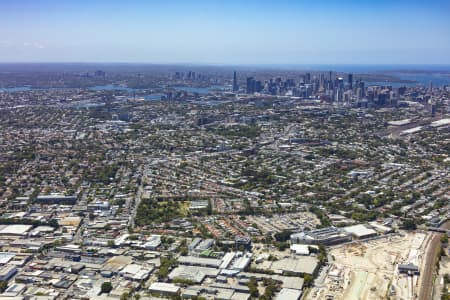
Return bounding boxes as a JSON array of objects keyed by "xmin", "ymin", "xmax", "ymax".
[{"xmin": 1, "ymin": 0, "xmax": 450, "ymax": 64}]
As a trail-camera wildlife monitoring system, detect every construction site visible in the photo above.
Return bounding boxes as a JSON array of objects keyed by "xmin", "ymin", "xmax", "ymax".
[{"xmin": 306, "ymin": 232, "xmax": 430, "ymax": 300}]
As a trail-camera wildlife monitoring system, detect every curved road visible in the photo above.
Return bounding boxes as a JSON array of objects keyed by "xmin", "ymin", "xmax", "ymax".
[{"xmin": 418, "ymin": 221, "xmax": 450, "ymax": 300}]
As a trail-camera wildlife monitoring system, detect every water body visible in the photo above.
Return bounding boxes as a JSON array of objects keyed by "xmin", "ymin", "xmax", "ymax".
[
  {"xmin": 88, "ymin": 84, "xmax": 226, "ymax": 95},
  {"xmin": 74, "ymin": 103, "xmax": 106, "ymax": 109},
  {"xmin": 367, "ymin": 73, "xmax": 450, "ymax": 87},
  {"xmin": 391, "ymin": 72, "xmax": 450, "ymax": 87},
  {"xmin": 0, "ymin": 86, "xmax": 78, "ymax": 92},
  {"xmin": 171, "ymin": 85, "xmax": 226, "ymax": 94},
  {"xmin": 88, "ymin": 84, "xmax": 135, "ymax": 92},
  {"xmin": 143, "ymin": 94, "xmax": 164, "ymax": 101},
  {"xmin": 269, "ymin": 64, "xmax": 450, "ymax": 73}
]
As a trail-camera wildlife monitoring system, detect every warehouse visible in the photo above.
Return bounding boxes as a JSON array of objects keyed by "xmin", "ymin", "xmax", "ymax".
[
  {"xmin": 168, "ymin": 265, "xmax": 219, "ymax": 283},
  {"xmin": 0, "ymin": 224, "xmax": 33, "ymax": 236},
  {"xmin": 35, "ymin": 194, "xmax": 77, "ymax": 205},
  {"xmin": 275, "ymin": 288, "xmax": 302, "ymax": 300},
  {"xmin": 0, "ymin": 265, "xmax": 17, "ymax": 281},
  {"xmin": 178, "ymin": 256, "xmax": 222, "ymax": 268},
  {"xmin": 398, "ymin": 263, "xmax": 420, "ymax": 275},
  {"xmin": 343, "ymin": 224, "xmax": 377, "ymax": 239},
  {"xmin": 290, "ymin": 244, "xmax": 310, "ymax": 256},
  {"xmin": 149, "ymin": 282, "xmax": 180, "ymax": 296},
  {"xmin": 290, "ymin": 227, "xmax": 351, "ymax": 245},
  {"xmin": 119, "ymin": 264, "xmax": 154, "ymax": 281},
  {"xmin": 268, "ymin": 257, "xmax": 319, "ymax": 275}
]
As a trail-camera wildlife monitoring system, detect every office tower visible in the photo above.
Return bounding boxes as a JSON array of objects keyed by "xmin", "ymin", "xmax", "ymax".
[
  {"xmin": 335, "ymin": 88, "xmax": 341, "ymax": 103},
  {"xmin": 356, "ymin": 87, "xmax": 363, "ymax": 100},
  {"xmin": 94, "ymin": 70, "xmax": 106, "ymax": 77},
  {"xmin": 397, "ymin": 86, "xmax": 406, "ymax": 96},
  {"xmin": 429, "ymin": 81, "xmax": 433, "ymax": 93},
  {"xmin": 255, "ymin": 81, "xmax": 263, "ymax": 93},
  {"xmin": 305, "ymin": 73, "xmax": 311, "ymax": 84},
  {"xmin": 377, "ymin": 93, "xmax": 387, "ymax": 106},
  {"xmin": 246, "ymin": 77, "xmax": 256, "ymax": 94},
  {"xmin": 359, "ymin": 81, "xmax": 365, "ymax": 97},
  {"xmin": 348, "ymin": 73, "xmax": 353, "ymax": 90},
  {"xmin": 233, "ymin": 71, "xmax": 239, "ymax": 92},
  {"xmin": 337, "ymin": 77, "xmax": 344, "ymax": 89}
]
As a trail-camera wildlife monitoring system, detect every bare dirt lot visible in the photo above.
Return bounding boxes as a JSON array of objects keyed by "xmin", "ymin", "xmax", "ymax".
[{"xmin": 306, "ymin": 232, "xmax": 429, "ymax": 300}]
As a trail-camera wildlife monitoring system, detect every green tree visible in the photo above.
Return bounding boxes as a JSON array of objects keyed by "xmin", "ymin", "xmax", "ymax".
[
  {"xmin": 0, "ymin": 281, "xmax": 7, "ymax": 293},
  {"xmin": 401, "ymin": 219, "xmax": 417, "ymax": 230},
  {"xmin": 101, "ymin": 281, "xmax": 113, "ymax": 294},
  {"xmin": 120, "ymin": 292, "xmax": 129, "ymax": 300},
  {"xmin": 247, "ymin": 277, "xmax": 259, "ymax": 298}
]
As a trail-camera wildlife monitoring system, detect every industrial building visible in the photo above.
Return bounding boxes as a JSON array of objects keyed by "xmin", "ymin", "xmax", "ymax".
[
  {"xmin": 235, "ymin": 236, "xmax": 252, "ymax": 251},
  {"xmin": 343, "ymin": 224, "xmax": 378, "ymax": 239},
  {"xmin": 290, "ymin": 227, "xmax": 352, "ymax": 245},
  {"xmin": 0, "ymin": 265, "xmax": 17, "ymax": 281},
  {"xmin": 398, "ymin": 263, "xmax": 420, "ymax": 275},
  {"xmin": 149, "ymin": 282, "xmax": 180, "ymax": 296},
  {"xmin": 178, "ymin": 256, "xmax": 222, "ymax": 268},
  {"xmin": 268, "ymin": 257, "xmax": 319, "ymax": 275},
  {"xmin": 168, "ymin": 265, "xmax": 219, "ymax": 283},
  {"xmin": 0, "ymin": 225, "xmax": 33, "ymax": 236},
  {"xmin": 34, "ymin": 194, "xmax": 78, "ymax": 205},
  {"xmin": 275, "ymin": 288, "xmax": 302, "ymax": 300},
  {"xmin": 290, "ymin": 244, "xmax": 310, "ymax": 256},
  {"xmin": 194, "ymin": 238, "xmax": 215, "ymax": 253}
]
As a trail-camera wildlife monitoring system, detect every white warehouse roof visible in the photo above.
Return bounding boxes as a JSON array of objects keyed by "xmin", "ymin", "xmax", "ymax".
[{"xmin": 343, "ymin": 224, "xmax": 377, "ymax": 238}]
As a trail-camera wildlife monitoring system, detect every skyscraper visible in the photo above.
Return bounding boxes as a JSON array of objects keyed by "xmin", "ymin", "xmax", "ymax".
[
  {"xmin": 246, "ymin": 77, "xmax": 256, "ymax": 94},
  {"xmin": 233, "ymin": 71, "xmax": 239, "ymax": 92},
  {"xmin": 348, "ymin": 73, "xmax": 353, "ymax": 90}
]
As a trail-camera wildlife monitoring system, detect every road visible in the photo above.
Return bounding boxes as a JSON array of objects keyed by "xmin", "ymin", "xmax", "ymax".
[
  {"xmin": 418, "ymin": 221, "xmax": 450, "ymax": 300},
  {"xmin": 72, "ymin": 188, "xmax": 89, "ymax": 244},
  {"xmin": 129, "ymin": 165, "xmax": 144, "ymax": 230}
]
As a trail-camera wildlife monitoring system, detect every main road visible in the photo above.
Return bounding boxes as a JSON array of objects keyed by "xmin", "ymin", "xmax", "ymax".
[{"xmin": 129, "ymin": 165, "xmax": 144, "ymax": 230}]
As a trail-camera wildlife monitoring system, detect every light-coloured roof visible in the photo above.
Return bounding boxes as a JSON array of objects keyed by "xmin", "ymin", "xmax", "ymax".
[
  {"xmin": 269, "ymin": 257, "xmax": 318, "ymax": 275},
  {"xmin": 401, "ymin": 126, "xmax": 422, "ymax": 135},
  {"xmin": 275, "ymin": 288, "xmax": 302, "ymax": 300},
  {"xmin": 168, "ymin": 265, "xmax": 219, "ymax": 283},
  {"xmin": 178, "ymin": 255, "xmax": 221, "ymax": 268},
  {"xmin": 343, "ymin": 224, "xmax": 377, "ymax": 237},
  {"xmin": 149, "ymin": 282, "xmax": 180, "ymax": 293},
  {"xmin": 0, "ymin": 253, "xmax": 15, "ymax": 265},
  {"xmin": 431, "ymin": 118, "xmax": 450, "ymax": 127},
  {"xmin": 290, "ymin": 244, "xmax": 310, "ymax": 255},
  {"xmin": 388, "ymin": 119, "xmax": 411, "ymax": 126},
  {"xmin": 0, "ymin": 224, "xmax": 32, "ymax": 235}
]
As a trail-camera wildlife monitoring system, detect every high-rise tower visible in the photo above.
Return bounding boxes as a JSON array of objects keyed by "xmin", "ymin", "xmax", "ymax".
[{"xmin": 233, "ymin": 71, "xmax": 239, "ymax": 92}]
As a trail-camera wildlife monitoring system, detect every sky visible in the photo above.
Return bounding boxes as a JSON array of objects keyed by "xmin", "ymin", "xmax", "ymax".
[{"xmin": 0, "ymin": 0, "xmax": 449, "ymax": 65}]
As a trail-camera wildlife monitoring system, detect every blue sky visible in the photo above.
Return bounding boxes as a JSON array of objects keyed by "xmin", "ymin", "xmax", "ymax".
[{"xmin": 0, "ymin": 0, "xmax": 449, "ymax": 64}]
